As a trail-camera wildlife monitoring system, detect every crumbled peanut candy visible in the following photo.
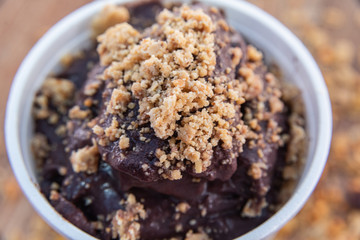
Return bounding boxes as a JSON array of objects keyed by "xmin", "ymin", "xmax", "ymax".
[
  {"xmin": 60, "ymin": 53, "xmax": 74, "ymax": 67},
  {"xmin": 247, "ymin": 162, "xmax": 267, "ymax": 180},
  {"xmin": 93, "ymin": 124, "xmax": 105, "ymax": 136},
  {"xmin": 94, "ymin": 5, "xmax": 251, "ymax": 178},
  {"xmin": 247, "ymin": 45, "xmax": 263, "ymax": 62},
  {"xmin": 70, "ymin": 142, "xmax": 100, "ymax": 174},
  {"xmin": 92, "ymin": 4, "xmax": 130, "ymax": 36},
  {"xmin": 239, "ymin": 66, "xmax": 264, "ymax": 100},
  {"xmin": 33, "ymin": 78, "xmax": 75, "ymax": 120},
  {"xmin": 84, "ymin": 81, "xmax": 102, "ymax": 96},
  {"xmin": 55, "ymin": 124, "xmax": 67, "ymax": 137},
  {"xmin": 176, "ymin": 202, "xmax": 191, "ymax": 213},
  {"xmin": 269, "ymin": 96, "xmax": 284, "ymax": 113},
  {"xmin": 49, "ymin": 190, "xmax": 60, "ymax": 201},
  {"xmin": 33, "ymin": 105, "xmax": 48, "ymax": 120},
  {"xmin": 217, "ymin": 19, "xmax": 229, "ymax": 32},
  {"xmin": 286, "ymin": 113, "xmax": 306, "ymax": 163},
  {"xmin": 103, "ymin": 117, "xmax": 124, "ymax": 141},
  {"xmin": 112, "ymin": 194, "xmax": 146, "ymax": 240},
  {"xmin": 107, "ymin": 86, "xmax": 131, "ymax": 115},
  {"xmin": 241, "ymin": 198, "xmax": 267, "ymax": 217},
  {"xmin": 31, "ymin": 133, "xmax": 51, "ymax": 162},
  {"xmin": 40, "ymin": 77, "xmax": 75, "ymax": 112},
  {"xmin": 68, "ymin": 105, "xmax": 90, "ymax": 119},
  {"xmin": 97, "ymin": 23, "xmax": 140, "ymax": 66},
  {"xmin": 119, "ymin": 135, "xmax": 130, "ymax": 150},
  {"xmin": 229, "ymin": 47, "xmax": 242, "ymax": 68},
  {"xmin": 185, "ymin": 230, "xmax": 212, "ymax": 240}
]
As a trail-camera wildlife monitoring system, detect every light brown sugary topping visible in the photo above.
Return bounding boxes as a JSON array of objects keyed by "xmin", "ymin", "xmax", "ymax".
[
  {"xmin": 107, "ymin": 86, "xmax": 132, "ymax": 115},
  {"xmin": 70, "ymin": 142, "xmax": 99, "ymax": 174},
  {"xmin": 31, "ymin": 133, "xmax": 51, "ymax": 163},
  {"xmin": 97, "ymin": 23, "xmax": 140, "ymax": 66},
  {"xmin": 112, "ymin": 194, "xmax": 146, "ymax": 240},
  {"xmin": 185, "ymin": 230, "xmax": 212, "ymax": 240},
  {"xmin": 92, "ymin": 4, "xmax": 130, "ymax": 36},
  {"xmin": 176, "ymin": 202, "xmax": 191, "ymax": 214},
  {"xmin": 119, "ymin": 135, "xmax": 130, "ymax": 149},
  {"xmin": 95, "ymin": 5, "xmax": 251, "ymax": 178},
  {"xmin": 241, "ymin": 198, "xmax": 267, "ymax": 217},
  {"xmin": 49, "ymin": 190, "xmax": 60, "ymax": 201},
  {"xmin": 84, "ymin": 81, "xmax": 102, "ymax": 96},
  {"xmin": 247, "ymin": 45, "xmax": 263, "ymax": 62},
  {"xmin": 68, "ymin": 105, "xmax": 90, "ymax": 119},
  {"xmin": 33, "ymin": 78, "xmax": 75, "ymax": 120},
  {"xmin": 247, "ymin": 162, "xmax": 268, "ymax": 180}
]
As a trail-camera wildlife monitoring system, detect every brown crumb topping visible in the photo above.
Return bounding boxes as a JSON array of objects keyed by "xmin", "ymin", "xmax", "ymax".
[
  {"xmin": 241, "ymin": 198, "xmax": 267, "ymax": 217},
  {"xmin": 112, "ymin": 194, "xmax": 146, "ymax": 240},
  {"xmin": 33, "ymin": 77, "xmax": 75, "ymax": 119},
  {"xmin": 68, "ymin": 105, "xmax": 90, "ymax": 119},
  {"xmin": 106, "ymin": 86, "xmax": 131, "ymax": 115},
  {"xmin": 176, "ymin": 202, "xmax": 191, "ymax": 214},
  {"xmin": 70, "ymin": 141, "xmax": 100, "ymax": 174},
  {"xmin": 31, "ymin": 133, "xmax": 51, "ymax": 164},
  {"xmin": 247, "ymin": 162, "xmax": 268, "ymax": 180},
  {"xmin": 185, "ymin": 230, "xmax": 212, "ymax": 240},
  {"xmin": 92, "ymin": 4, "xmax": 130, "ymax": 36},
  {"xmin": 94, "ymin": 5, "xmax": 252, "ymax": 179},
  {"xmin": 119, "ymin": 135, "xmax": 130, "ymax": 150}
]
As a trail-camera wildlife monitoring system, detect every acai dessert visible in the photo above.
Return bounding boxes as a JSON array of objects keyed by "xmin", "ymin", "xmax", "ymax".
[{"xmin": 31, "ymin": 1, "xmax": 306, "ymax": 240}]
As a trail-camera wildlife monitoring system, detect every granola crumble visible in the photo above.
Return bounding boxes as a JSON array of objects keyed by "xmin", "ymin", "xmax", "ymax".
[
  {"xmin": 94, "ymin": 5, "xmax": 255, "ymax": 179},
  {"xmin": 112, "ymin": 194, "xmax": 146, "ymax": 240},
  {"xmin": 70, "ymin": 142, "xmax": 100, "ymax": 174},
  {"xmin": 92, "ymin": 4, "xmax": 130, "ymax": 36}
]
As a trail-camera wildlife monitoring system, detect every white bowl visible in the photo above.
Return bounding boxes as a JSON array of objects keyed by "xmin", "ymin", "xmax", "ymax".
[{"xmin": 5, "ymin": 0, "xmax": 332, "ymax": 239}]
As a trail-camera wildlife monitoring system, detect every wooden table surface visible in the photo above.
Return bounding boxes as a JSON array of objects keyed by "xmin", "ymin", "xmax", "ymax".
[{"xmin": 0, "ymin": 0, "xmax": 359, "ymax": 239}]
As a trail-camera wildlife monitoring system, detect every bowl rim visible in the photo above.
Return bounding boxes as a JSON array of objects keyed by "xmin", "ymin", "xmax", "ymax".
[{"xmin": 5, "ymin": 0, "xmax": 332, "ymax": 239}]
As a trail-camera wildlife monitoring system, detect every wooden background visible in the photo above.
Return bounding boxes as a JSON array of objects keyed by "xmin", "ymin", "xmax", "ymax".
[{"xmin": 0, "ymin": 0, "xmax": 359, "ymax": 239}]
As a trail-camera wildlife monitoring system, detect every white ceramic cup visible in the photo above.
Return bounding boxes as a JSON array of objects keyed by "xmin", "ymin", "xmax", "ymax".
[{"xmin": 5, "ymin": 0, "xmax": 332, "ymax": 239}]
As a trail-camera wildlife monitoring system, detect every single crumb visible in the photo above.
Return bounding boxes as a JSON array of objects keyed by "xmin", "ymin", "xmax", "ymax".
[
  {"xmin": 93, "ymin": 125, "xmax": 105, "ymax": 136},
  {"xmin": 68, "ymin": 105, "xmax": 90, "ymax": 119},
  {"xmin": 58, "ymin": 167, "xmax": 67, "ymax": 176},
  {"xmin": 92, "ymin": 4, "xmax": 130, "ymax": 36},
  {"xmin": 185, "ymin": 230, "xmax": 212, "ymax": 240},
  {"xmin": 269, "ymin": 96, "xmax": 284, "ymax": 113},
  {"xmin": 229, "ymin": 47, "xmax": 242, "ymax": 68},
  {"xmin": 49, "ymin": 190, "xmax": 60, "ymax": 201},
  {"xmin": 31, "ymin": 133, "xmax": 51, "ymax": 163},
  {"xmin": 176, "ymin": 202, "xmax": 191, "ymax": 213},
  {"xmin": 119, "ymin": 135, "xmax": 130, "ymax": 149},
  {"xmin": 247, "ymin": 45, "xmax": 263, "ymax": 62},
  {"xmin": 248, "ymin": 162, "xmax": 267, "ymax": 180},
  {"xmin": 242, "ymin": 198, "xmax": 267, "ymax": 217},
  {"xmin": 70, "ymin": 142, "xmax": 100, "ymax": 174},
  {"xmin": 60, "ymin": 53, "xmax": 74, "ymax": 67},
  {"xmin": 55, "ymin": 124, "xmax": 67, "ymax": 137},
  {"xmin": 112, "ymin": 194, "xmax": 146, "ymax": 240},
  {"xmin": 84, "ymin": 81, "xmax": 102, "ymax": 96},
  {"xmin": 107, "ymin": 86, "xmax": 131, "ymax": 115},
  {"xmin": 217, "ymin": 19, "xmax": 229, "ymax": 31}
]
